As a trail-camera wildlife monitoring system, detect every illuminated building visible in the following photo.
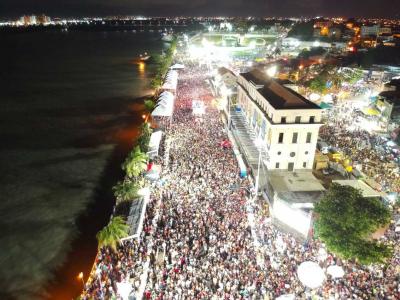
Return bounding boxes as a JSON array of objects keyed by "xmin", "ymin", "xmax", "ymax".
[
  {"xmin": 236, "ymin": 69, "xmax": 323, "ymax": 171},
  {"xmin": 361, "ymin": 24, "xmax": 380, "ymax": 37}
]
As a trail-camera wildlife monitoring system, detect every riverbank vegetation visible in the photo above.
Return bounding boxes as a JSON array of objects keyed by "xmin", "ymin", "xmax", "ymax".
[
  {"xmin": 89, "ymin": 35, "xmax": 177, "ymax": 294},
  {"xmin": 151, "ymin": 37, "xmax": 178, "ymax": 90},
  {"xmin": 96, "ymin": 216, "xmax": 130, "ymax": 252}
]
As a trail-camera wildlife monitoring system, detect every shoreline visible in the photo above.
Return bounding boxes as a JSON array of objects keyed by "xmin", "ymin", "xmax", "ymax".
[
  {"xmin": 78, "ymin": 37, "xmax": 177, "ymax": 299},
  {"xmin": 46, "ymin": 95, "xmax": 150, "ymax": 300}
]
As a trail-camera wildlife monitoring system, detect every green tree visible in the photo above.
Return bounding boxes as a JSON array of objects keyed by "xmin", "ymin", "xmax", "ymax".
[
  {"xmin": 151, "ymin": 75, "xmax": 163, "ymax": 89},
  {"xmin": 113, "ymin": 180, "xmax": 141, "ymax": 202},
  {"xmin": 342, "ymin": 68, "xmax": 364, "ymax": 84},
  {"xmin": 96, "ymin": 216, "xmax": 129, "ymax": 251},
  {"xmin": 314, "ymin": 184, "xmax": 392, "ymax": 265},
  {"xmin": 137, "ymin": 122, "xmax": 153, "ymax": 153},
  {"xmin": 309, "ymin": 76, "xmax": 327, "ymax": 94},
  {"xmin": 122, "ymin": 146, "xmax": 148, "ymax": 178},
  {"xmin": 287, "ymin": 20, "xmax": 314, "ymax": 39},
  {"xmin": 144, "ymin": 99, "xmax": 156, "ymax": 112}
]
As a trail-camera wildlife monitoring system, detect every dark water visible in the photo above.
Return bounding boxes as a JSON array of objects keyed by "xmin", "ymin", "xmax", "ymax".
[{"xmin": 0, "ymin": 30, "xmax": 164, "ymax": 300}]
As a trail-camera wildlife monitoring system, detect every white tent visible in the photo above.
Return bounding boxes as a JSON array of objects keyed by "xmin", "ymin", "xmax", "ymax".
[
  {"xmin": 327, "ymin": 265, "xmax": 345, "ymax": 278},
  {"xmin": 152, "ymin": 91, "xmax": 175, "ymax": 117},
  {"xmin": 297, "ymin": 261, "xmax": 325, "ymax": 289},
  {"xmin": 147, "ymin": 131, "xmax": 163, "ymax": 158},
  {"xmin": 161, "ymin": 70, "xmax": 178, "ymax": 91},
  {"xmin": 170, "ymin": 63, "xmax": 185, "ymax": 70},
  {"xmin": 192, "ymin": 100, "xmax": 206, "ymax": 115}
]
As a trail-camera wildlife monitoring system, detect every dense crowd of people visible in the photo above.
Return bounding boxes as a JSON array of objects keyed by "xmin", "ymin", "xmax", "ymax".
[
  {"xmin": 81, "ymin": 55, "xmax": 400, "ymax": 300},
  {"xmin": 320, "ymin": 102, "xmax": 400, "ymax": 193}
]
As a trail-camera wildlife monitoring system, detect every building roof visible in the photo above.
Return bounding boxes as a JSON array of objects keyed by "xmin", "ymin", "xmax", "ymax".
[
  {"xmin": 258, "ymin": 80, "xmax": 321, "ymax": 110},
  {"xmin": 267, "ymin": 171, "xmax": 325, "ymax": 205},
  {"xmin": 379, "ymin": 90, "xmax": 400, "ymax": 104},
  {"xmin": 269, "ymin": 171, "xmax": 325, "ymax": 192},
  {"xmin": 275, "ymin": 78, "xmax": 295, "ymax": 86},
  {"xmin": 240, "ymin": 69, "xmax": 270, "ymax": 86},
  {"xmin": 385, "ymin": 79, "xmax": 400, "ymax": 89},
  {"xmin": 218, "ymin": 67, "xmax": 235, "ymax": 77},
  {"xmin": 240, "ymin": 68, "xmax": 320, "ymax": 110},
  {"xmin": 333, "ymin": 180, "xmax": 382, "ymax": 198}
]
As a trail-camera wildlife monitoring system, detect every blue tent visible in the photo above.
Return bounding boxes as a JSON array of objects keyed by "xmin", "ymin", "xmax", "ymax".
[{"xmin": 319, "ymin": 102, "xmax": 332, "ymax": 109}]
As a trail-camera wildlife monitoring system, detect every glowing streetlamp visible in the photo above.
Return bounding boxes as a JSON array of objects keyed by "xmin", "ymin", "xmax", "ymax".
[
  {"xmin": 77, "ymin": 272, "xmax": 84, "ymax": 287},
  {"xmin": 266, "ymin": 65, "xmax": 277, "ymax": 77}
]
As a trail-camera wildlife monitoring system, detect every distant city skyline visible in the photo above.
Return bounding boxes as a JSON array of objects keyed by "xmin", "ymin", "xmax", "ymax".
[{"xmin": 1, "ymin": 0, "xmax": 400, "ymax": 19}]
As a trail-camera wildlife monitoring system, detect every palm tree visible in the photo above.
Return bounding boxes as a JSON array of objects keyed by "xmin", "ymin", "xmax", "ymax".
[
  {"xmin": 122, "ymin": 146, "xmax": 148, "ymax": 178},
  {"xmin": 144, "ymin": 99, "xmax": 156, "ymax": 112},
  {"xmin": 137, "ymin": 123, "xmax": 153, "ymax": 152},
  {"xmin": 113, "ymin": 180, "xmax": 141, "ymax": 202},
  {"xmin": 96, "ymin": 216, "xmax": 129, "ymax": 252}
]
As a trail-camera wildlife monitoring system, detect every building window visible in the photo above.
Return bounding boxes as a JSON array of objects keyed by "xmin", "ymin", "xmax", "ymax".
[
  {"xmin": 310, "ymin": 116, "xmax": 315, "ymax": 123},
  {"xmin": 295, "ymin": 116, "xmax": 301, "ymax": 123},
  {"xmin": 292, "ymin": 132, "xmax": 298, "ymax": 144},
  {"xmin": 277, "ymin": 151, "xmax": 281, "ymax": 155},
  {"xmin": 276, "ymin": 162, "xmax": 280, "ymax": 169},
  {"xmin": 281, "ymin": 117, "xmax": 286, "ymax": 123},
  {"xmin": 278, "ymin": 133, "xmax": 284, "ymax": 143},
  {"xmin": 303, "ymin": 162, "xmax": 307, "ymax": 168},
  {"xmin": 306, "ymin": 132, "xmax": 312, "ymax": 143},
  {"xmin": 290, "ymin": 152, "xmax": 296, "ymax": 157}
]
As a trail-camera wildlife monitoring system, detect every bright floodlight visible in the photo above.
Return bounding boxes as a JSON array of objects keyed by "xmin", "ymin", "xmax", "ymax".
[
  {"xmin": 327, "ymin": 265, "xmax": 345, "ymax": 278},
  {"xmin": 297, "ymin": 261, "xmax": 325, "ymax": 289},
  {"xmin": 116, "ymin": 281, "xmax": 133, "ymax": 300},
  {"xmin": 313, "ymin": 40, "xmax": 321, "ymax": 47},
  {"xmin": 266, "ymin": 65, "xmax": 277, "ymax": 77}
]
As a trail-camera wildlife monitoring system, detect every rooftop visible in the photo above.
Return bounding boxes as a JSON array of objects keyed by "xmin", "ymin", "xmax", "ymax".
[
  {"xmin": 333, "ymin": 180, "xmax": 382, "ymax": 198},
  {"xmin": 269, "ymin": 170, "xmax": 325, "ymax": 192},
  {"xmin": 218, "ymin": 66, "xmax": 236, "ymax": 77},
  {"xmin": 268, "ymin": 170, "xmax": 325, "ymax": 204},
  {"xmin": 258, "ymin": 81, "xmax": 321, "ymax": 110},
  {"xmin": 240, "ymin": 69, "xmax": 270, "ymax": 86},
  {"xmin": 379, "ymin": 90, "xmax": 400, "ymax": 104},
  {"xmin": 240, "ymin": 69, "xmax": 321, "ymax": 110}
]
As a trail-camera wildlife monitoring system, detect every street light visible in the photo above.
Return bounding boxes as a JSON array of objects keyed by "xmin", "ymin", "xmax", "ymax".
[
  {"xmin": 77, "ymin": 272, "xmax": 84, "ymax": 287},
  {"xmin": 266, "ymin": 65, "xmax": 277, "ymax": 77}
]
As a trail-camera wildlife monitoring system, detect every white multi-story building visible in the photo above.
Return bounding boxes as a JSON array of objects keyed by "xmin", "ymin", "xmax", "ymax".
[
  {"xmin": 237, "ymin": 69, "xmax": 323, "ymax": 171},
  {"xmin": 361, "ymin": 25, "xmax": 380, "ymax": 37}
]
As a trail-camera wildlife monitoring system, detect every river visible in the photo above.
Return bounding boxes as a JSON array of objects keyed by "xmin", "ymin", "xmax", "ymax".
[{"xmin": 0, "ymin": 29, "xmax": 164, "ymax": 300}]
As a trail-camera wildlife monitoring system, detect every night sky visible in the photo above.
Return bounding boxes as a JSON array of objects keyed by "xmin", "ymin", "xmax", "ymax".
[{"xmin": 1, "ymin": 0, "xmax": 400, "ymax": 18}]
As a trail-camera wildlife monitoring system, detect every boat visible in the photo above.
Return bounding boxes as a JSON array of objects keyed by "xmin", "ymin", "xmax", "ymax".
[
  {"xmin": 139, "ymin": 52, "xmax": 151, "ymax": 61},
  {"xmin": 161, "ymin": 33, "xmax": 174, "ymax": 42}
]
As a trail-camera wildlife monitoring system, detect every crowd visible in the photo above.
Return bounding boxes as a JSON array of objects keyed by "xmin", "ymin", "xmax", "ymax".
[
  {"xmin": 252, "ymin": 198, "xmax": 400, "ymax": 299},
  {"xmin": 320, "ymin": 102, "xmax": 400, "ymax": 192},
  {"xmin": 81, "ymin": 56, "xmax": 400, "ymax": 300}
]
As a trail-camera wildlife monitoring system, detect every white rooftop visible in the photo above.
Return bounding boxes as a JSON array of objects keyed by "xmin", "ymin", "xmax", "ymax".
[
  {"xmin": 269, "ymin": 171, "xmax": 325, "ymax": 193},
  {"xmin": 333, "ymin": 180, "xmax": 382, "ymax": 198}
]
